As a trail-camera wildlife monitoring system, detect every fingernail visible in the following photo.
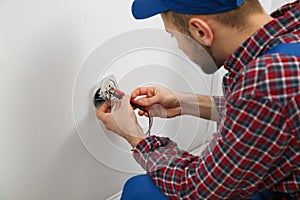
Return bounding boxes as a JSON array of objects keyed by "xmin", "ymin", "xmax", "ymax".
[{"xmin": 138, "ymin": 100, "xmax": 144, "ymax": 104}]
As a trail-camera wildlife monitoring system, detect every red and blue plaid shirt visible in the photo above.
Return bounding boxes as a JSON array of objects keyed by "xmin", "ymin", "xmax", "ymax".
[{"xmin": 133, "ymin": 1, "xmax": 300, "ymax": 199}]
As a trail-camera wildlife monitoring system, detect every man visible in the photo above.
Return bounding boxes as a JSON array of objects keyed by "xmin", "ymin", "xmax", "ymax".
[{"xmin": 97, "ymin": 0, "xmax": 300, "ymax": 199}]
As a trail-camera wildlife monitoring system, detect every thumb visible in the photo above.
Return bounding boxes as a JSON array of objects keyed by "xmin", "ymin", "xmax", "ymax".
[
  {"xmin": 121, "ymin": 95, "xmax": 131, "ymax": 107},
  {"xmin": 135, "ymin": 96, "xmax": 159, "ymax": 107},
  {"xmin": 118, "ymin": 95, "xmax": 134, "ymax": 114}
]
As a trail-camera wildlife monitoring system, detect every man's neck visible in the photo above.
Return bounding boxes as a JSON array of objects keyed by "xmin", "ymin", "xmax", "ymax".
[{"xmin": 212, "ymin": 12, "xmax": 274, "ymax": 61}]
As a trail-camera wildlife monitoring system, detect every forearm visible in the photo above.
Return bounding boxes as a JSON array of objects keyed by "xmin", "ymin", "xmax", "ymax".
[
  {"xmin": 125, "ymin": 134, "xmax": 146, "ymax": 148},
  {"xmin": 177, "ymin": 93, "xmax": 220, "ymax": 122}
]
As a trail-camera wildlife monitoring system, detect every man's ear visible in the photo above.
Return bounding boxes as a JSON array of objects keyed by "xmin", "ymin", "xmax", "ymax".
[{"xmin": 188, "ymin": 17, "xmax": 213, "ymax": 46}]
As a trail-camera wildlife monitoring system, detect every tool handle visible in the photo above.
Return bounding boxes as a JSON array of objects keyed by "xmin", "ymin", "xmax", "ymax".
[
  {"xmin": 130, "ymin": 99, "xmax": 149, "ymax": 112},
  {"xmin": 112, "ymin": 88, "xmax": 125, "ymax": 97}
]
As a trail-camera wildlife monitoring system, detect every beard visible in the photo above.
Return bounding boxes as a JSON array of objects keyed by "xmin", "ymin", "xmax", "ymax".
[
  {"xmin": 169, "ymin": 27, "xmax": 222, "ymax": 74},
  {"xmin": 184, "ymin": 31, "xmax": 221, "ymax": 74}
]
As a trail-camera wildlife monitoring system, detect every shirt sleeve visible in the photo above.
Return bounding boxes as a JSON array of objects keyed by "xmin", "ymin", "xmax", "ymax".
[{"xmin": 132, "ymin": 95, "xmax": 292, "ymax": 199}]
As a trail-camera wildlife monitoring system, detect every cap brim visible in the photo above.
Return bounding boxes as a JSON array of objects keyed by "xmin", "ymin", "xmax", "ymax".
[{"xmin": 131, "ymin": 0, "xmax": 169, "ymax": 19}]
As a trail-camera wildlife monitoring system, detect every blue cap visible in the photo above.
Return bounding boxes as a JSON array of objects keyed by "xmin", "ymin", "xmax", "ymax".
[{"xmin": 132, "ymin": 0, "xmax": 247, "ymax": 19}]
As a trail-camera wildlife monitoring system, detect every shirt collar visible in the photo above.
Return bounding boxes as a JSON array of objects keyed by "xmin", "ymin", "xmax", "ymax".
[{"xmin": 223, "ymin": 1, "xmax": 300, "ymax": 74}]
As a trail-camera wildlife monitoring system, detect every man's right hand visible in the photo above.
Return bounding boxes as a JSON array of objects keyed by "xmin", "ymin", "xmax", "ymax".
[
  {"xmin": 131, "ymin": 86, "xmax": 219, "ymax": 122},
  {"xmin": 131, "ymin": 86, "xmax": 181, "ymax": 118}
]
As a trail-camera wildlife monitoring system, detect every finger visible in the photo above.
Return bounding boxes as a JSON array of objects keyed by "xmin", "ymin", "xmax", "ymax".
[
  {"xmin": 122, "ymin": 95, "xmax": 132, "ymax": 107},
  {"xmin": 113, "ymin": 100, "xmax": 122, "ymax": 110},
  {"xmin": 112, "ymin": 95, "xmax": 142, "ymax": 132},
  {"xmin": 134, "ymin": 96, "xmax": 159, "ymax": 107},
  {"xmin": 131, "ymin": 87, "xmax": 156, "ymax": 99},
  {"xmin": 131, "ymin": 87, "xmax": 148, "ymax": 99},
  {"xmin": 96, "ymin": 104, "xmax": 110, "ymax": 121},
  {"xmin": 138, "ymin": 110, "xmax": 149, "ymax": 117},
  {"xmin": 116, "ymin": 95, "xmax": 134, "ymax": 114},
  {"xmin": 98, "ymin": 102, "xmax": 110, "ymax": 113}
]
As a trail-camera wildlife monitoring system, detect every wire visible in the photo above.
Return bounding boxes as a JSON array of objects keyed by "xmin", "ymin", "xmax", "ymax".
[{"xmin": 145, "ymin": 110, "xmax": 153, "ymax": 136}]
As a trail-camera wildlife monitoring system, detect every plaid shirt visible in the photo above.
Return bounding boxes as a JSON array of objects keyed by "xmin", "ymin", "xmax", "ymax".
[{"xmin": 133, "ymin": 1, "xmax": 300, "ymax": 199}]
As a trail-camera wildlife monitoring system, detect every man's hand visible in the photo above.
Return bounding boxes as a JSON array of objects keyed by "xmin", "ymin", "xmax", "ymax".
[
  {"xmin": 131, "ymin": 86, "xmax": 181, "ymax": 118},
  {"xmin": 96, "ymin": 95, "xmax": 146, "ymax": 147},
  {"xmin": 131, "ymin": 86, "xmax": 219, "ymax": 121}
]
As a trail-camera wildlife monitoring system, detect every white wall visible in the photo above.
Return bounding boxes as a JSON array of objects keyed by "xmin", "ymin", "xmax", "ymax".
[{"xmin": 0, "ymin": 0, "xmax": 290, "ymax": 199}]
